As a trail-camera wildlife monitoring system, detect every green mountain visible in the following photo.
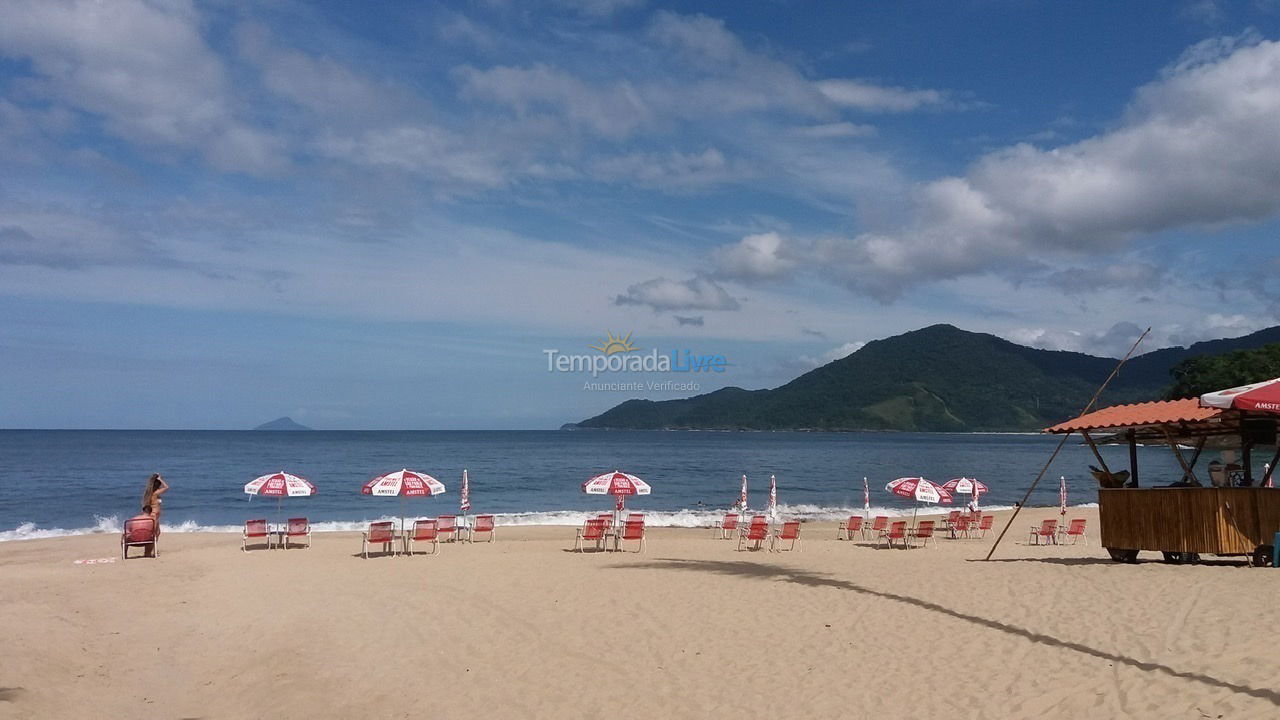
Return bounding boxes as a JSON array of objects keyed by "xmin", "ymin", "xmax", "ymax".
[{"xmin": 573, "ymin": 324, "xmax": 1280, "ymax": 432}]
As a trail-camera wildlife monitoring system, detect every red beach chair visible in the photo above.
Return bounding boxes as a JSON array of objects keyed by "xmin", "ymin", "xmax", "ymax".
[
  {"xmin": 619, "ymin": 519, "xmax": 646, "ymax": 553},
  {"xmin": 951, "ymin": 515, "xmax": 971, "ymax": 539},
  {"xmin": 738, "ymin": 516, "xmax": 770, "ymax": 551},
  {"xmin": 121, "ymin": 515, "xmax": 159, "ymax": 559},
  {"xmin": 977, "ymin": 515, "xmax": 994, "ymax": 538},
  {"xmin": 574, "ymin": 518, "xmax": 608, "ymax": 552},
  {"xmin": 471, "ymin": 515, "xmax": 496, "ymax": 543},
  {"xmin": 944, "ymin": 510, "xmax": 961, "ymax": 533},
  {"xmin": 837, "ymin": 515, "xmax": 863, "ymax": 540},
  {"xmin": 362, "ymin": 521, "xmax": 397, "ymax": 558},
  {"xmin": 1063, "ymin": 518, "xmax": 1088, "ymax": 545},
  {"xmin": 772, "ymin": 521, "xmax": 801, "ymax": 552},
  {"xmin": 283, "ymin": 517, "xmax": 311, "ymax": 549},
  {"xmin": 866, "ymin": 515, "xmax": 889, "ymax": 540},
  {"xmin": 715, "ymin": 513, "xmax": 740, "ymax": 539},
  {"xmin": 404, "ymin": 519, "xmax": 440, "ymax": 556},
  {"xmin": 1028, "ymin": 518, "xmax": 1058, "ymax": 545},
  {"xmin": 879, "ymin": 521, "xmax": 908, "ymax": 549},
  {"xmin": 242, "ymin": 518, "xmax": 271, "ymax": 552},
  {"xmin": 437, "ymin": 515, "xmax": 458, "ymax": 542},
  {"xmin": 909, "ymin": 520, "xmax": 936, "ymax": 549}
]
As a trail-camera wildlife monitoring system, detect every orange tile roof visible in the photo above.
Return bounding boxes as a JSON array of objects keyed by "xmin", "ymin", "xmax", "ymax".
[{"xmin": 1043, "ymin": 398, "xmax": 1224, "ymax": 434}]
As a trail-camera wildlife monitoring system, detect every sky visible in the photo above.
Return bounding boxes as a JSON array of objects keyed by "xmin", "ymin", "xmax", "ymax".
[{"xmin": 2, "ymin": 0, "xmax": 1279, "ymax": 429}]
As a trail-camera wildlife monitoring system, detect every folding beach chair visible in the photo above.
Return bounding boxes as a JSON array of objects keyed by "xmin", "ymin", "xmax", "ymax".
[
  {"xmin": 362, "ymin": 521, "xmax": 397, "ymax": 558},
  {"xmin": 772, "ymin": 521, "xmax": 801, "ymax": 552},
  {"xmin": 738, "ymin": 516, "xmax": 770, "ymax": 551},
  {"xmin": 122, "ymin": 515, "xmax": 159, "ymax": 559},
  {"xmin": 714, "ymin": 513, "xmax": 740, "ymax": 539},
  {"xmin": 404, "ymin": 519, "xmax": 440, "ymax": 556},
  {"xmin": 837, "ymin": 515, "xmax": 863, "ymax": 540},
  {"xmin": 943, "ymin": 510, "xmax": 961, "ymax": 535},
  {"xmin": 977, "ymin": 515, "xmax": 994, "ymax": 538},
  {"xmin": 242, "ymin": 518, "xmax": 271, "ymax": 552},
  {"xmin": 951, "ymin": 515, "xmax": 971, "ymax": 539},
  {"xmin": 879, "ymin": 520, "xmax": 908, "ymax": 549},
  {"xmin": 619, "ymin": 518, "xmax": 646, "ymax": 553},
  {"xmin": 1028, "ymin": 518, "xmax": 1058, "ymax": 545},
  {"xmin": 909, "ymin": 520, "xmax": 936, "ymax": 549},
  {"xmin": 470, "ymin": 515, "xmax": 496, "ymax": 543},
  {"xmin": 283, "ymin": 517, "xmax": 311, "ymax": 549},
  {"xmin": 865, "ymin": 515, "xmax": 889, "ymax": 541},
  {"xmin": 437, "ymin": 515, "xmax": 458, "ymax": 543},
  {"xmin": 1063, "ymin": 518, "xmax": 1088, "ymax": 545},
  {"xmin": 574, "ymin": 518, "xmax": 608, "ymax": 552}
]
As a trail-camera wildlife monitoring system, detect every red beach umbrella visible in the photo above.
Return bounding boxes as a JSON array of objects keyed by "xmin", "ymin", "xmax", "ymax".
[
  {"xmin": 1200, "ymin": 377, "xmax": 1280, "ymax": 414},
  {"xmin": 942, "ymin": 477, "xmax": 988, "ymax": 510},
  {"xmin": 362, "ymin": 469, "xmax": 446, "ymax": 533},
  {"xmin": 583, "ymin": 471, "xmax": 650, "ymax": 516},
  {"xmin": 460, "ymin": 469, "xmax": 472, "ymax": 514},
  {"xmin": 885, "ymin": 477, "xmax": 952, "ymax": 527},
  {"xmin": 244, "ymin": 471, "xmax": 316, "ymax": 528},
  {"xmin": 245, "ymin": 471, "xmax": 316, "ymax": 497}
]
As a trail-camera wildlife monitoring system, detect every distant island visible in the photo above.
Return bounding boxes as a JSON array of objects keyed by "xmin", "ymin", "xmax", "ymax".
[
  {"xmin": 253, "ymin": 416, "xmax": 312, "ymax": 431},
  {"xmin": 573, "ymin": 323, "xmax": 1280, "ymax": 433}
]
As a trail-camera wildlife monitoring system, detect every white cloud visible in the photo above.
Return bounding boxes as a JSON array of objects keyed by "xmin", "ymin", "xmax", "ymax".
[
  {"xmin": 811, "ymin": 35, "xmax": 1280, "ymax": 300},
  {"xmin": 455, "ymin": 63, "xmax": 652, "ymax": 139},
  {"xmin": 816, "ymin": 79, "xmax": 945, "ymax": 112},
  {"xmin": 712, "ymin": 232, "xmax": 795, "ymax": 281},
  {"xmin": 614, "ymin": 275, "xmax": 740, "ymax": 312},
  {"xmin": 790, "ymin": 122, "xmax": 877, "ymax": 139},
  {"xmin": 797, "ymin": 341, "xmax": 866, "ymax": 370},
  {"xmin": 0, "ymin": 0, "xmax": 285, "ymax": 174},
  {"xmin": 591, "ymin": 148, "xmax": 740, "ymax": 189}
]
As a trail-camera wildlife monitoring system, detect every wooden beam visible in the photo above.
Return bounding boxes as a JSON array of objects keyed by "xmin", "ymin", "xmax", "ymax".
[
  {"xmin": 1128, "ymin": 429, "xmax": 1139, "ymax": 488},
  {"xmin": 1162, "ymin": 428, "xmax": 1201, "ymax": 486},
  {"xmin": 1080, "ymin": 430, "xmax": 1113, "ymax": 477}
]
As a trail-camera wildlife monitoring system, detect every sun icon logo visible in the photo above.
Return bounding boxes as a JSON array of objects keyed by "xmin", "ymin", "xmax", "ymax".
[{"xmin": 590, "ymin": 331, "xmax": 640, "ymax": 355}]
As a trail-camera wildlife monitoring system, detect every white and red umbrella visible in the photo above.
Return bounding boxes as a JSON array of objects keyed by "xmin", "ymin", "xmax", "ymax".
[
  {"xmin": 1200, "ymin": 377, "xmax": 1280, "ymax": 414},
  {"xmin": 886, "ymin": 477, "xmax": 952, "ymax": 527},
  {"xmin": 460, "ymin": 469, "xmax": 472, "ymax": 514},
  {"xmin": 942, "ymin": 477, "xmax": 988, "ymax": 510},
  {"xmin": 362, "ymin": 469, "xmax": 446, "ymax": 532},
  {"xmin": 768, "ymin": 474, "xmax": 778, "ymax": 521},
  {"xmin": 584, "ymin": 471, "xmax": 650, "ymax": 518},
  {"xmin": 738, "ymin": 474, "xmax": 748, "ymax": 514},
  {"xmin": 245, "ymin": 471, "xmax": 316, "ymax": 497},
  {"xmin": 863, "ymin": 476, "xmax": 870, "ymax": 517},
  {"xmin": 1059, "ymin": 476, "xmax": 1067, "ymax": 517},
  {"xmin": 244, "ymin": 471, "xmax": 316, "ymax": 527}
]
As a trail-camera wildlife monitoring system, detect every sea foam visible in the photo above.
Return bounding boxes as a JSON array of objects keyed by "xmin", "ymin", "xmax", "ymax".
[{"xmin": 0, "ymin": 502, "xmax": 1095, "ymax": 541}]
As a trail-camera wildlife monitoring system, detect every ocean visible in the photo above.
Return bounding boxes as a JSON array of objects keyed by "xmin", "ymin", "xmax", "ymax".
[{"xmin": 0, "ymin": 429, "xmax": 1187, "ymax": 541}]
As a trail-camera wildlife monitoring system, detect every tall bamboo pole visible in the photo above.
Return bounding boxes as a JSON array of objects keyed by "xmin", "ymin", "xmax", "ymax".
[{"xmin": 984, "ymin": 327, "xmax": 1151, "ymax": 561}]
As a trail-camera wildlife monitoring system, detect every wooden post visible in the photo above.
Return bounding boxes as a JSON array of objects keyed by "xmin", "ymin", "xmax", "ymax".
[
  {"xmin": 1263, "ymin": 447, "xmax": 1280, "ymax": 486},
  {"xmin": 1080, "ymin": 430, "xmax": 1112, "ymax": 477},
  {"xmin": 1243, "ymin": 432, "xmax": 1254, "ymax": 485},
  {"xmin": 1128, "ymin": 429, "xmax": 1139, "ymax": 487}
]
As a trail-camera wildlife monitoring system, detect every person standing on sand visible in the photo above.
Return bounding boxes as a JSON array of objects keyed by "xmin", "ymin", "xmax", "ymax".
[{"xmin": 142, "ymin": 473, "xmax": 169, "ymax": 526}]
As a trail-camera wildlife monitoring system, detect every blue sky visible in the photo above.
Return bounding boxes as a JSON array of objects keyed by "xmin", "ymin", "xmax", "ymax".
[{"xmin": 2, "ymin": 0, "xmax": 1279, "ymax": 429}]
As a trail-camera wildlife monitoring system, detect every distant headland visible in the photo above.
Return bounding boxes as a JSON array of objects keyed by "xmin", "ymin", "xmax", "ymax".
[{"xmin": 253, "ymin": 417, "xmax": 312, "ymax": 431}]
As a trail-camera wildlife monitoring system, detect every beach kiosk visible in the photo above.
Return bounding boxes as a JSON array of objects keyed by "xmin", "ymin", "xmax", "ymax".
[{"xmin": 1044, "ymin": 393, "xmax": 1280, "ymax": 566}]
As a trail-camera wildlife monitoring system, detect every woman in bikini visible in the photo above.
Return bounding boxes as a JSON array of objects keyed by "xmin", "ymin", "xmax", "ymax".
[{"xmin": 142, "ymin": 473, "xmax": 170, "ymax": 525}]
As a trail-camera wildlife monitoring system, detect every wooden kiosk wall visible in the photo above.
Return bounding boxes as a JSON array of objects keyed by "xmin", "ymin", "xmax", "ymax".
[{"xmin": 1099, "ymin": 487, "xmax": 1280, "ymax": 554}]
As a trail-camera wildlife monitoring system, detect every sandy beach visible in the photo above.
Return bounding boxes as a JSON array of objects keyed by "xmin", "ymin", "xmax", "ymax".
[{"xmin": 2, "ymin": 507, "xmax": 1278, "ymax": 720}]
